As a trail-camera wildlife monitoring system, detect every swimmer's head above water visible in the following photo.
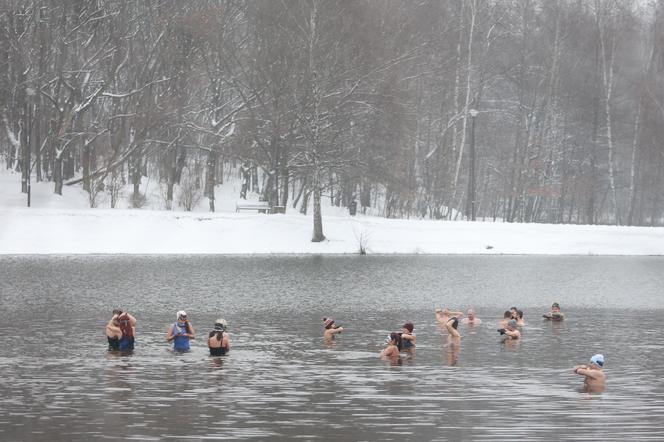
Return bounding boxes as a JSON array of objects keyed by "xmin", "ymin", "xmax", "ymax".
[
  {"xmin": 590, "ymin": 354, "xmax": 604, "ymax": 368},
  {"xmin": 214, "ymin": 318, "xmax": 227, "ymax": 331},
  {"xmin": 448, "ymin": 317, "xmax": 459, "ymax": 329}
]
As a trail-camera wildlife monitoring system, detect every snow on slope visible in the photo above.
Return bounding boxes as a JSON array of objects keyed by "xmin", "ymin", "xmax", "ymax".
[{"xmin": 1, "ymin": 169, "xmax": 662, "ymax": 255}]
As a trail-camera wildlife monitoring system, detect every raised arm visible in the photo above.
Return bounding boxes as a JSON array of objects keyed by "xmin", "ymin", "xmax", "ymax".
[
  {"xmin": 445, "ymin": 320, "xmax": 461, "ymax": 338},
  {"xmin": 106, "ymin": 316, "xmax": 120, "ymax": 336},
  {"xmin": 445, "ymin": 309, "xmax": 465, "ymax": 318},
  {"xmin": 574, "ymin": 366, "xmax": 602, "ymax": 380}
]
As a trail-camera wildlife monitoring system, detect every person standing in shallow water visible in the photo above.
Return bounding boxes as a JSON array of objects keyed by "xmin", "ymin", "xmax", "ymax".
[
  {"xmin": 543, "ymin": 302, "xmax": 564, "ymax": 321},
  {"xmin": 498, "ymin": 319, "xmax": 521, "ymax": 340},
  {"xmin": 323, "ymin": 317, "xmax": 344, "ymax": 339},
  {"xmin": 106, "ymin": 309, "xmax": 136, "ymax": 352},
  {"xmin": 381, "ymin": 332, "xmax": 402, "ymax": 358},
  {"xmin": 167, "ymin": 311, "xmax": 195, "ymax": 352},
  {"xmin": 573, "ymin": 354, "xmax": 606, "ymax": 392},
  {"xmin": 208, "ymin": 319, "xmax": 230, "ymax": 356},
  {"xmin": 516, "ymin": 309, "xmax": 525, "ymax": 327},
  {"xmin": 401, "ymin": 322, "xmax": 416, "ymax": 349},
  {"xmin": 460, "ymin": 309, "xmax": 481, "ymax": 326},
  {"xmin": 444, "ymin": 317, "xmax": 461, "ymax": 365}
]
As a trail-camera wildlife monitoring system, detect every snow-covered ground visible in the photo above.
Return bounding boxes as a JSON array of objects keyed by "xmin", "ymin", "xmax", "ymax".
[{"xmin": 1, "ymin": 170, "xmax": 662, "ymax": 255}]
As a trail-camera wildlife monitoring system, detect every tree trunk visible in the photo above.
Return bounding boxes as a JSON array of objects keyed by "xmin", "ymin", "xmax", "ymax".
[
  {"xmin": 206, "ymin": 150, "xmax": 217, "ymax": 212},
  {"xmin": 311, "ymin": 173, "xmax": 325, "ymax": 242}
]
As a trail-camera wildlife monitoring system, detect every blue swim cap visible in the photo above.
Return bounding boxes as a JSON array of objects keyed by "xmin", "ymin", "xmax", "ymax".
[
  {"xmin": 507, "ymin": 319, "xmax": 518, "ymax": 328},
  {"xmin": 590, "ymin": 354, "xmax": 604, "ymax": 367}
]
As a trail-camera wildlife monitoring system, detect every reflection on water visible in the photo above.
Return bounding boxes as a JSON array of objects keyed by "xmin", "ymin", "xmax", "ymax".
[{"xmin": 0, "ymin": 255, "xmax": 663, "ymax": 440}]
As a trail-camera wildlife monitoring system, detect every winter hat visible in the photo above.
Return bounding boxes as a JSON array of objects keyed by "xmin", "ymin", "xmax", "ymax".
[
  {"xmin": 177, "ymin": 310, "xmax": 187, "ymax": 320},
  {"xmin": 323, "ymin": 317, "xmax": 335, "ymax": 328},
  {"xmin": 214, "ymin": 318, "xmax": 227, "ymax": 331}
]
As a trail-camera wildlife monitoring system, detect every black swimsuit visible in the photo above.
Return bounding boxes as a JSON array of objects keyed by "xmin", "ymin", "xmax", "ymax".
[
  {"xmin": 209, "ymin": 346, "xmax": 227, "ymax": 356},
  {"xmin": 209, "ymin": 331, "xmax": 228, "ymax": 356},
  {"xmin": 107, "ymin": 336, "xmax": 120, "ymax": 351}
]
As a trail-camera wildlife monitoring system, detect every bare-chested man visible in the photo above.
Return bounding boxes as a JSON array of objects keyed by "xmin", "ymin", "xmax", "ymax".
[
  {"xmin": 543, "ymin": 302, "xmax": 564, "ymax": 321},
  {"xmin": 573, "ymin": 354, "xmax": 606, "ymax": 392},
  {"xmin": 323, "ymin": 317, "xmax": 344, "ymax": 339},
  {"xmin": 460, "ymin": 309, "xmax": 482, "ymax": 326}
]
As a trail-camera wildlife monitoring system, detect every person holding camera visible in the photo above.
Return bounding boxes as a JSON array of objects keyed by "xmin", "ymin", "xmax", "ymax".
[
  {"xmin": 497, "ymin": 319, "xmax": 521, "ymax": 340},
  {"xmin": 167, "ymin": 310, "xmax": 195, "ymax": 352}
]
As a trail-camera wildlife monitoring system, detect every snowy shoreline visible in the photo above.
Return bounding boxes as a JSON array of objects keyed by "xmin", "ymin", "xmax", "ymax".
[{"xmin": 2, "ymin": 207, "xmax": 662, "ymax": 255}]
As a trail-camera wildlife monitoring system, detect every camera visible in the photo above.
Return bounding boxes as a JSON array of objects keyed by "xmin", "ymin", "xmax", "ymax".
[{"xmin": 497, "ymin": 328, "xmax": 506, "ymax": 335}]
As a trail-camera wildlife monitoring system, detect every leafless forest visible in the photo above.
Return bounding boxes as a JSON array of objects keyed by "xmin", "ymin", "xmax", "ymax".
[{"xmin": 1, "ymin": 1, "xmax": 663, "ymax": 236}]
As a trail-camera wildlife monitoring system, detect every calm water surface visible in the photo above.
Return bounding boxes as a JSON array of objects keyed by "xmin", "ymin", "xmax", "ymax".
[{"xmin": 0, "ymin": 255, "xmax": 663, "ymax": 441}]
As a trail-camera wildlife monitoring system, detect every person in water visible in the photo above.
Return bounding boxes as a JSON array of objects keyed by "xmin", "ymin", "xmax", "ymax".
[
  {"xmin": 167, "ymin": 310, "xmax": 195, "ymax": 352},
  {"xmin": 499, "ymin": 310, "xmax": 512, "ymax": 328},
  {"xmin": 208, "ymin": 318, "xmax": 230, "ymax": 356},
  {"xmin": 445, "ymin": 317, "xmax": 461, "ymax": 339},
  {"xmin": 510, "ymin": 306, "xmax": 518, "ymax": 319},
  {"xmin": 516, "ymin": 309, "xmax": 525, "ymax": 326},
  {"xmin": 460, "ymin": 308, "xmax": 482, "ymax": 325},
  {"xmin": 573, "ymin": 354, "xmax": 606, "ymax": 392},
  {"xmin": 381, "ymin": 332, "xmax": 402, "ymax": 358},
  {"xmin": 543, "ymin": 302, "xmax": 564, "ymax": 321},
  {"xmin": 498, "ymin": 319, "xmax": 521, "ymax": 339},
  {"xmin": 323, "ymin": 317, "xmax": 344, "ymax": 339},
  {"xmin": 435, "ymin": 307, "xmax": 464, "ymax": 324},
  {"xmin": 106, "ymin": 309, "xmax": 136, "ymax": 352},
  {"xmin": 401, "ymin": 322, "xmax": 416, "ymax": 349}
]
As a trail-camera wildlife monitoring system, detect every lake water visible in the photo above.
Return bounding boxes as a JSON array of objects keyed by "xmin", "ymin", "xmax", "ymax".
[{"xmin": 1, "ymin": 255, "xmax": 663, "ymax": 441}]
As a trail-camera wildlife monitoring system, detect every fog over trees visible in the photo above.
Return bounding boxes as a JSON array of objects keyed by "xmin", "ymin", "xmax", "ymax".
[{"xmin": 2, "ymin": 0, "xmax": 664, "ymax": 232}]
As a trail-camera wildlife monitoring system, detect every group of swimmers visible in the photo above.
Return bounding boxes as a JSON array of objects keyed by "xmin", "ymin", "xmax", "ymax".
[
  {"xmin": 106, "ymin": 310, "xmax": 231, "ymax": 356},
  {"xmin": 106, "ymin": 302, "xmax": 605, "ymax": 392},
  {"xmin": 371, "ymin": 302, "xmax": 601, "ymax": 391}
]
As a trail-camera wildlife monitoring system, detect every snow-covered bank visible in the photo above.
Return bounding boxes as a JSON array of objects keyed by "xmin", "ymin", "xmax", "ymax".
[
  {"xmin": 1, "ymin": 207, "xmax": 662, "ymax": 255},
  {"xmin": 1, "ymin": 170, "xmax": 662, "ymax": 255}
]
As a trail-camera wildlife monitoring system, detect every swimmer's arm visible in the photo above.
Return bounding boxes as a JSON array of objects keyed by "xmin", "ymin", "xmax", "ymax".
[
  {"xmin": 127, "ymin": 313, "xmax": 137, "ymax": 326},
  {"xmin": 332, "ymin": 327, "xmax": 344, "ymax": 335},
  {"xmin": 447, "ymin": 310, "xmax": 464, "ymax": 317},
  {"xmin": 402, "ymin": 332, "xmax": 414, "ymax": 341},
  {"xmin": 166, "ymin": 326, "xmax": 175, "ymax": 342},
  {"xmin": 504, "ymin": 329, "xmax": 519, "ymax": 338},
  {"xmin": 186, "ymin": 323, "xmax": 196, "ymax": 339},
  {"xmin": 575, "ymin": 367, "xmax": 601, "ymax": 379},
  {"xmin": 106, "ymin": 323, "xmax": 120, "ymax": 336}
]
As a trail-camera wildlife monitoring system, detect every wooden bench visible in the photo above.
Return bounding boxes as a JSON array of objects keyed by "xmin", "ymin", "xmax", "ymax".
[{"xmin": 236, "ymin": 201, "xmax": 271, "ymax": 213}]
